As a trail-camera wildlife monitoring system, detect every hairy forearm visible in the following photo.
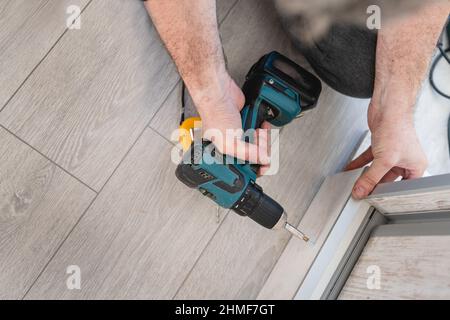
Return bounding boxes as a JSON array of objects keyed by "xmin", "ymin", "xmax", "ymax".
[
  {"xmin": 370, "ymin": 1, "xmax": 449, "ymax": 128},
  {"xmin": 145, "ymin": 0, "xmax": 227, "ymax": 105}
]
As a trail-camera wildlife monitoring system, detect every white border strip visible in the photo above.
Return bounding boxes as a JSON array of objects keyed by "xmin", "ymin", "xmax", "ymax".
[{"xmin": 294, "ymin": 199, "xmax": 372, "ymax": 300}]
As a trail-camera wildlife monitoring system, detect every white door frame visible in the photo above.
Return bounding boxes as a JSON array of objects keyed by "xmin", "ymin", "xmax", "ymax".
[{"xmin": 258, "ymin": 170, "xmax": 450, "ymax": 300}]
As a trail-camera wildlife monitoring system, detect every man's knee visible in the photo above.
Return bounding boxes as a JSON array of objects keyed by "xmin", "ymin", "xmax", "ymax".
[
  {"xmin": 306, "ymin": 51, "xmax": 376, "ymax": 98},
  {"xmin": 283, "ymin": 22, "xmax": 377, "ymax": 98}
]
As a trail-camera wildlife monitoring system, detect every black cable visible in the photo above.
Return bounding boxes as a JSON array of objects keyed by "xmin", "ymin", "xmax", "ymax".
[
  {"xmin": 180, "ymin": 81, "xmax": 186, "ymax": 125},
  {"xmin": 429, "ymin": 44, "xmax": 450, "ymax": 100},
  {"xmin": 429, "ymin": 26, "xmax": 450, "ymax": 156},
  {"xmin": 430, "ymin": 15, "xmax": 450, "ymax": 100}
]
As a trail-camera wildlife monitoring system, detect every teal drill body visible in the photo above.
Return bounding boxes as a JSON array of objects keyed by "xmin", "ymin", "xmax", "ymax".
[{"xmin": 176, "ymin": 52, "xmax": 322, "ymax": 229}]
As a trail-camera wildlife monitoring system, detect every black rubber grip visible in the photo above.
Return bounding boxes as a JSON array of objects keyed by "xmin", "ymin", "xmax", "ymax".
[
  {"xmin": 242, "ymin": 104, "xmax": 267, "ymax": 133},
  {"xmin": 232, "ymin": 183, "xmax": 284, "ymax": 229}
]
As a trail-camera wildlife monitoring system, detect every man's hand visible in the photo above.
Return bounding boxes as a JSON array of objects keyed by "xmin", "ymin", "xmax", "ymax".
[
  {"xmin": 346, "ymin": 101, "xmax": 428, "ymax": 199},
  {"xmin": 345, "ymin": 2, "xmax": 448, "ymax": 199},
  {"xmin": 195, "ymin": 73, "xmax": 271, "ymax": 166},
  {"xmin": 145, "ymin": 0, "xmax": 270, "ymax": 167}
]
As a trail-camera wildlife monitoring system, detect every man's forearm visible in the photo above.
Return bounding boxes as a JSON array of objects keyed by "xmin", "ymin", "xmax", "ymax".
[
  {"xmin": 145, "ymin": 0, "xmax": 227, "ymax": 107},
  {"xmin": 370, "ymin": 2, "xmax": 450, "ymax": 127},
  {"xmin": 348, "ymin": 2, "xmax": 448, "ymax": 198},
  {"xmin": 145, "ymin": 0, "xmax": 265, "ymax": 163}
]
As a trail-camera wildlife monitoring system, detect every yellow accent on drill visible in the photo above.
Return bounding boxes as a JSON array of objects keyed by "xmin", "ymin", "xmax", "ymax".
[{"xmin": 179, "ymin": 117, "xmax": 202, "ymax": 152}]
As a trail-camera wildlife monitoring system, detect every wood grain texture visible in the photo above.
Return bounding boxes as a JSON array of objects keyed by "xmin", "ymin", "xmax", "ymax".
[
  {"xmin": 25, "ymin": 129, "xmax": 227, "ymax": 299},
  {"xmin": 257, "ymin": 169, "xmax": 364, "ymax": 300},
  {"xmin": 367, "ymin": 173, "xmax": 450, "ymax": 214},
  {"xmin": 0, "ymin": 127, "xmax": 95, "ymax": 299},
  {"xmin": 369, "ymin": 190, "xmax": 450, "ymax": 214},
  {"xmin": 0, "ymin": 0, "xmax": 90, "ymax": 109},
  {"xmin": 339, "ymin": 225, "xmax": 450, "ymax": 300},
  {"xmin": 0, "ymin": 0, "xmax": 179, "ymax": 191}
]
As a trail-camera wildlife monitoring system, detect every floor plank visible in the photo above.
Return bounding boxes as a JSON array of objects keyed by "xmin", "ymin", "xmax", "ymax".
[
  {"xmin": 340, "ymin": 223, "xmax": 450, "ymax": 299},
  {"xmin": 367, "ymin": 173, "xmax": 450, "ymax": 214},
  {"xmin": 0, "ymin": 0, "xmax": 90, "ymax": 110},
  {"xmin": 0, "ymin": 127, "xmax": 95, "ymax": 299},
  {"xmin": 216, "ymin": 0, "xmax": 239, "ymax": 23},
  {"xmin": 0, "ymin": 0, "xmax": 179, "ymax": 191},
  {"xmin": 24, "ymin": 129, "xmax": 227, "ymax": 299}
]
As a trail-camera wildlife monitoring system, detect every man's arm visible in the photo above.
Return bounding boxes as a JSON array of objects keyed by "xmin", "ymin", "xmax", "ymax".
[
  {"xmin": 347, "ymin": 2, "xmax": 450, "ymax": 199},
  {"xmin": 145, "ymin": 0, "xmax": 269, "ymax": 165}
]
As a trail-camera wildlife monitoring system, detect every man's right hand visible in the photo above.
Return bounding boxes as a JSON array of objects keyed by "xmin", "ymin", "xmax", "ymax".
[
  {"xmin": 195, "ymin": 73, "xmax": 271, "ymax": 167},
  {"xmin": 145, "ymin": 0, "xmax": 270, "ymax": 169}
]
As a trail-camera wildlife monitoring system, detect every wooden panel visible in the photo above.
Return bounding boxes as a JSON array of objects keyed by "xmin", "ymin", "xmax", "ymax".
[
  {"xmin": 0, "ymin": 0, "xmax": 179, "ymax": 191},
  {"xmin": 256, "ymin": 169, "xmax": 364, "ymax": 300},
  {"xmin": 368, "ymin": 174, "xmax": 450, "ymax": 214},
  {"xmin": 340, "ymin": 223, "xmax": 450, "ymax": 300},
  {"xmin": 0, "ymin": 127, "xmax": 95, "ymax": 299},
  {"xmin": 369, "ymin": 189, "xmax": 450, "ymax": 214},
  {"xmin": 0, "ymin": 0, "xmax": 90, "ymax": 109},
  {"xmin": 24, "ymin": 129, "xmax": 227, "ymax": 299}
]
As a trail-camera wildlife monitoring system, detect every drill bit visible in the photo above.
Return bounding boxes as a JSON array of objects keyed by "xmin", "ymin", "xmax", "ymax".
[
  {"xmin": 284, "ymin": 222, "xmax": 310, "ymax": 243},
  {"xmin": 273, "ymin": 211, "xmax": 310, "ymax": 243}
]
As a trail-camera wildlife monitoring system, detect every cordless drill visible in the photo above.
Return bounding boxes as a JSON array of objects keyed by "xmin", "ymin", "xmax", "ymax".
[{"xmin": 176, "ymin": 52, "xmax": 322, "ymax": 241}]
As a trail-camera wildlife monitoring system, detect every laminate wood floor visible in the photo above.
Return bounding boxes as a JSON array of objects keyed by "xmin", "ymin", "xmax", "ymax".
[{"xmin": 0, "ymin": 0, "xmax": 447, "ymax": 299}]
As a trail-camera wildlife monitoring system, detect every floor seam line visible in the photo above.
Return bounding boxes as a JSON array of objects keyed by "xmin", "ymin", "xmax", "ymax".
[
  {"xmin": 21, "ymin": 103, "xmax": 190, "ymax": 299},
  {"xmin": 19, "ymin": 105, "xmax": 161, "ymax": 299},
  {"xmin": 147, "ymin": 126, "xmax": 175, "ymax": 145},
  {"xmin": 147, "ymin": 78, "xmax": 181, "ymax": 126},
  {"xmin": 219, "ymin": 0, "xmax": 239, "ymax": 25},
  {"xmin": 171, "ymin": 210, "xmax": 231, "ymax": 299},
  {"xmin": 0, "ymin": 0, "xmax": 94, "ymax": 114},
  {"xmin": 21, "ymin": 191, "xmax": 99, "ymax": 299},
  {"xmin": 0, "ymin": 124, "xmax": 97, "ymax": 194},
  {"xmin": 88, "ymin": 79, "xmax": 180, "ymax": 192}
]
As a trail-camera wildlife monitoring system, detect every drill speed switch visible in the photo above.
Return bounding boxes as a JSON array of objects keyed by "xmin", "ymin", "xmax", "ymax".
[{"xmin": 176, "ymin": 52, "xmax": 321, "ymax": 241}]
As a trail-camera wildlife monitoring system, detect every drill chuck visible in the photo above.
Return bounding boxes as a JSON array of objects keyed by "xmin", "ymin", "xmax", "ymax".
[
  {"xmin": 233, "ymin": 183, "xmax": 310, "ymax": 242},
  {"xmin": 232, "ymin": 183, "xmax": 284, "ymax": 229}
]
